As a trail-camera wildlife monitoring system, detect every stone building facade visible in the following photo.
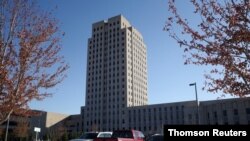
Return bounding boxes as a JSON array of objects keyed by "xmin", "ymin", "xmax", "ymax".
[{"xmin": 84, "ymin": 15, "xmax": 148, "ymax": 131}]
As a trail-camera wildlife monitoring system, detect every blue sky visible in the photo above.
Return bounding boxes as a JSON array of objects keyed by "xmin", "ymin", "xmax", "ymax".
[{"xmin": 30, "ymin": 0, "xmax": 233, "ymax": 115}]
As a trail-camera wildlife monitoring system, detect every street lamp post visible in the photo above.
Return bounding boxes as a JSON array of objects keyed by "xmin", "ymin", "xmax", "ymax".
[
  {"xmin": 189, "ymin": 82, "xmax": 200, "ymax": 125},
  {"xmin": 4, "ymin": 114, "xmax": 10, "ymax": 141}
]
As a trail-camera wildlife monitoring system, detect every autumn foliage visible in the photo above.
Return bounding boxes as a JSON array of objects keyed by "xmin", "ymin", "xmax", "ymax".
[
  {"xmin": 165, "ymin": 0, "xmax": 250, "ymax": 96},
  {"xmin": 0, "ymin": 0, "xmax": 68, "ymax": 124}
]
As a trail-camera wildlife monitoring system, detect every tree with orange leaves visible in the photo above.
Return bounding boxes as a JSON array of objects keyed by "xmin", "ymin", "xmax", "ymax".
[
  {"xmin": 0, "ymin": 0, "xmax": 68, "ymax": 124},
  {"xmin": 165, "ymin": 0, "xmax": 250, "ymax": 96}
]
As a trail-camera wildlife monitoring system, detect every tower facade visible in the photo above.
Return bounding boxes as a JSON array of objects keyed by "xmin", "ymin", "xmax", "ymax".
[{"xmin": 84, "ymin": 15, "xmax": 148, "ymax": 131}]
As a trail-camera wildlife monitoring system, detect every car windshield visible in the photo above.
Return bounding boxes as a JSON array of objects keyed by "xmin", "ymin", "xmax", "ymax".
[
  {"xmin": 98, "ymin": 133, "xmax": 112, "ymax": 138},
  {"xmin": 80, "ymin": 133, "xmax": 98, "ymax": 139}
]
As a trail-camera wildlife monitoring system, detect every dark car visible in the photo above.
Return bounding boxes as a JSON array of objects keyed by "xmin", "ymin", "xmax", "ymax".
[{"xmin": 147, "ymin": 134, "xmax": 164, "ymax": 141}]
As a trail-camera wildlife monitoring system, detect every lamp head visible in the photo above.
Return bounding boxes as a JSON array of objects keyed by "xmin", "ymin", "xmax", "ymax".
[{"xmin": 189, "ymin": 83, "xmax": 196, "ymax": 86}]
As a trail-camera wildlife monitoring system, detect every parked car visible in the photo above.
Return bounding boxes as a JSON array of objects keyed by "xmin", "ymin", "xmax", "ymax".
[
  {"xmin": 146, "ymin": 134, "xmax": 163, "ymax": 141},
  {"xmin": 70, "ymin": 132, "xmax": 112, "ymax": 141},
  {"xmin": 93, "ymin": 130, "xmax": 145, "ymax": 141}
]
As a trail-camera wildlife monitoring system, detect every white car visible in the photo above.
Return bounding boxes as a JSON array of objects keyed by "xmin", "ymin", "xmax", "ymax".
[
  {"xmin": 97, "ymin": 132, "xmax": 112, "ymax": 138},
  {"xmin": 69, "ymin": 132, "xmax": 112, "ymax": 141}
]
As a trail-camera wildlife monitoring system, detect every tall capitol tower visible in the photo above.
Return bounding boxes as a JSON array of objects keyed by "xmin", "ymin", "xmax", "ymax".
[{"xmin": 84, "ymin": 15, "xmax": 148, "ymax": 131}]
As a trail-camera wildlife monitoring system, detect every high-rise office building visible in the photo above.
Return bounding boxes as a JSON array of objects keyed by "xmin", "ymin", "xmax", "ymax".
[{"xmin": 84, "ymin": 15, "xmax": 148, "ymax": 131}]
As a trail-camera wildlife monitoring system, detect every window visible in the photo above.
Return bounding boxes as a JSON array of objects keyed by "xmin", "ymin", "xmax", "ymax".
[
  {"xmin": 246, "ymin": 108, "xmax": 250, "ymax": 114},
  {"xmin": 234, "ymin": 109, "xmax": 238, "ymax": 115},
  {"xmin": 223, "ymin": 110, "xmax": 227, "ymax": 116},
  {"xmin": 212, "ymin": 112, "xmax": 217, "ymax": 120}
]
